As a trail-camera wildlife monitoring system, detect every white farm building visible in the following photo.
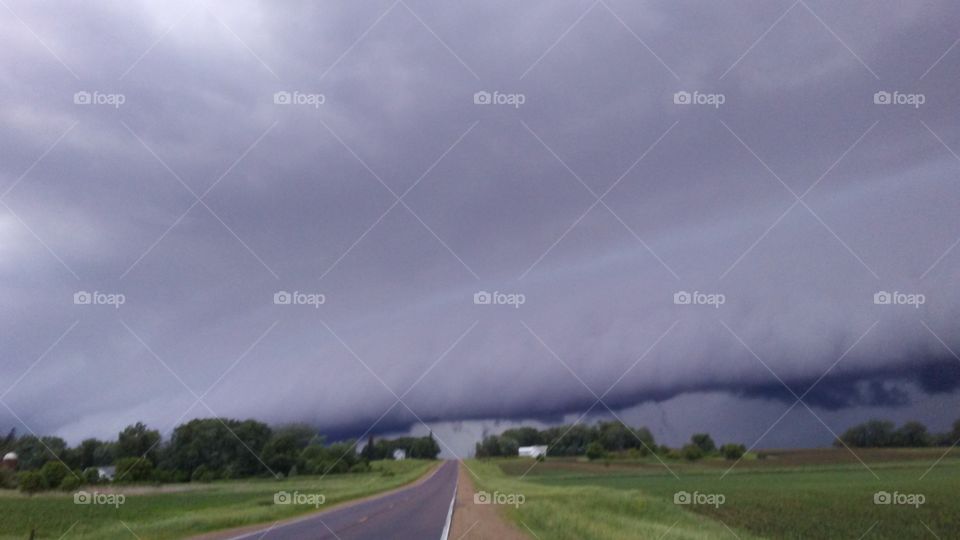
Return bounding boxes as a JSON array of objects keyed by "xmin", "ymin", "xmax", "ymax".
[{"xmin": 518, "ymin": 445, "xmax": 547, "ymax": 458}]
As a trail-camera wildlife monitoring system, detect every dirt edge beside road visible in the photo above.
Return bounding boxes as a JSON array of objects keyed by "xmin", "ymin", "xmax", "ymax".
[{"xmin": 449, "ymin": 462, "xmax": 529, "ymax": 540}]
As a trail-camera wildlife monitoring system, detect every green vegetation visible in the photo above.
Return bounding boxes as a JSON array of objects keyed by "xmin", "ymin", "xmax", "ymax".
[
  {"xmin": 466, "ymin": 459, "xmax": 761, "ymax": 539},
  {"xmin": 0, "ymin": 459, "xmax": 434, "ymax": 540},
  {"xmin": 470, "ymin": 449, "xmax": 960, "ymax": 539},
  {"xmin": 837, "ymin": 418, "xmax": 955, "ymax": 448},
  {"xmin": 0, "ymin": 419, "xmax": 441, "ymax": 492},
  {"xmin": 475, "ymin": 421, "xmax": 657, "ymax": 458},
  {"xmin": 720, "ymin": 443, "xmax": 746, "ymax": 460},
  {"xmin": 359, "ymin": 434, "xmax": 442, "ymax": 461}
]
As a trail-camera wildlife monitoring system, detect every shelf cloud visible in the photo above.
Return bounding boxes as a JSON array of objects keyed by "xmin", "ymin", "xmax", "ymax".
[{"xmin": 2, "ymin": 0, "xmax": 960, "ymax": 449}]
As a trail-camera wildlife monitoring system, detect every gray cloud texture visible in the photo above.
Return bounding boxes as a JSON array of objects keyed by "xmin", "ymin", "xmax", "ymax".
[{"xmin": 2, "ymin": 0, "xmax": 960, "ymax": 452}]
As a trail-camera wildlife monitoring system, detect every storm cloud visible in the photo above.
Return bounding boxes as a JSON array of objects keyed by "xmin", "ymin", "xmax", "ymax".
[{"xmin": 2, "ymin": 0, "xmax": 960, "ymax": 454}]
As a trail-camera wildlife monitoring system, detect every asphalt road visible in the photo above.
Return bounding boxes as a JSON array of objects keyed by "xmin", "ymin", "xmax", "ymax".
[{"xmin": 229, "ymin": 460, "xmax": 459, "ymax": 540}]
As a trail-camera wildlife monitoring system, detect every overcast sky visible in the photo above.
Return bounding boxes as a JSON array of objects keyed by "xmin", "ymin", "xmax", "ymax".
[{"xmin": 2, "ymin": 0, "xmax": 960, "ymax": 457}]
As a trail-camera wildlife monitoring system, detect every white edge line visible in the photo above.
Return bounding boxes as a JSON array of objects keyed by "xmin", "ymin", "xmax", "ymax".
[{"xmin": 440, "ymin": 462, "xmax": 458, "ymax": 540}]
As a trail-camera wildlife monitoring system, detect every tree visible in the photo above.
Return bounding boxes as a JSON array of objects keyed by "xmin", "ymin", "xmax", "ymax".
[
  {"xmin": 59, "ymin": 474, "xmax": 82, "ymax": 491},
  {"xmin": 167, "ymin": 418, "xmax": 272, "ymax": 479},
  {"xmin": 410, "ymin": 433, "xmax": 441, "ymax": 459},
  {"xmin": 498, "ymin": 437, "xmax": 519, "ymax": 457},
  {"xmin": 720, "ymin": 443, "xmax": 746, "ymax": 460},
  {"xmin": 838, "ymin": 420, "xmax": 895, "ymax": 448},
  {"xmin": 585, "ymin": 441, "xmax": 606, "ymax": 461},
  {"xmin": 116, "ymin": 423, "xmax": 161, "ymax": 463},
  {"xmin": 0, "ymin": 468, "xmax": 15, "ymax": 489},
  {"xmin": 950, "ymin": 418, "xmax": 960, "ymax": 443},
  {"xmin": 17, "ymin": 471, "xmax": 47, "ymax": 494},
  {"xmin": 691, "ymin": 433, "xmax": 716, "ymax": 454},
  {"xmin": 681, "ymin": 444, "xmax": 704, "ymax": 461},
  {"xmin": 0, "ymin": 428, "xmax": 15, "ymax": 454},
  {"xmin": 115, "ymin": 457, "xmax": 155, "ymax": 483},
  {"xmin": 39, "ymin": 461, "xmax": 71, "ymax": 488},
  {"xmin": 598, "ymin": 422, "xmax": 631, "ymax": 452},
  {"xmin": 500, "ymin": 427, "xmax": 543, "ymax": 447},
  {"xmin": 893, "ymin": 421, "xmax": 930, "ymax": 447},
  {"xmin": 70, "ymin": 438, "xmax": 114, "ymax": 470},
  {"xmin": 263, "ymin": 424, "xmax": 317, "ymax": 475},
  {"xmin": 475, "ymin": 436, "xmax": 503, "ymax": 458},
  {"xmin": 15, "ymin": 436, "xmax": 67, "ymax": 470}
]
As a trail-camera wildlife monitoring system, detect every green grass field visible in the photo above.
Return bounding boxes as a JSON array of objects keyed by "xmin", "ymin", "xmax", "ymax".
[
  {"xmin": 0, "ymin": 460, "xmax": 434, "ymax": 540},
  {"xmin": 468, "ymin": 448, "xmax": 960, "ymax": 539}
]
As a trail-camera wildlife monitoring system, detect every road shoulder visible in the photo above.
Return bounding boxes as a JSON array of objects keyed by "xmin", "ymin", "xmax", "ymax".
[{"xmin": 449, "ymin": 462, "xmax": 529, "ymax": 540}]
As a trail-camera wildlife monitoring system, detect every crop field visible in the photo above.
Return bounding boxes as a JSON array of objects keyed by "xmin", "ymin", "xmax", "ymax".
[
  {"xmin": 0, "ymin": 460, "xmax": 434, "ymax": 540},
  {"xmin": 468, "ymin": 448, "xmax": 960, "ymax": 539}
]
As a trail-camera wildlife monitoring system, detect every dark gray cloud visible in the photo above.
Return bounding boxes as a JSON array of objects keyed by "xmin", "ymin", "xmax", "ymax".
[{"xmin": 2, "ymin": 0, "xmax": 960, "ymax": 455}]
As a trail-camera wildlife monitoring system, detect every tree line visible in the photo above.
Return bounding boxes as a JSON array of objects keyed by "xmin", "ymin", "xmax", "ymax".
[
  {"xmin": 836, "ymin": 418, "xmax": 960, "ymax": 448},
  {"xmin": 0, "ymin": 418, "xmax": 439, "ymax": 493},
  {"xmin": 474, "ymin": 421, "xmax": 747, "ymax": 461}
]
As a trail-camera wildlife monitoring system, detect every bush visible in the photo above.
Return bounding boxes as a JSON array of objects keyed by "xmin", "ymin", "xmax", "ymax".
[
  {"xmin": 82, "ymin": 468, "xmax": 101, "ymax": 485},
  {"xmin": 681, "ymin": 444, "xmax": 704, "ymax": 461},
  {"xmin": 59, "ymin": 474, "xmax": 82, "ymax": 491},
  {"xmin": 40, "ymin": 461, "xmax": 71, "ymax": 488},
  {"xmin": 151, "ymin": 469, "xmax": 176, "ymax": 484},
  {"xmin": 191, "ymin": 465, "xmax": 218, "ymax": 483},
  {"xmin": 349, "ymin": 462, "xmax": 371, "ymax": 473},
  {"xmin": 115, "ymin": 457, "xmax": 155, "ymax": 483},
  {"xmin": 18, "ymin": 471, "xmax": 48, "ymax": 494},
  {"xmin": 0, "ymin": 468, "xmax": 16, "ymax": 489},
  {"xmin": 585, "ymin": 442, "xmax": 606, "ymax": 461},
  {"xmin": 720, "ymin": 443, "xmax": 746, "ymax": 460}
]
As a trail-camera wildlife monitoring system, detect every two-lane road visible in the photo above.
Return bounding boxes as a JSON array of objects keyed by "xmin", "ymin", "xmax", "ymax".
[{"xmin": 229, "ymin": 460, "xmax": 459, "ymax": 540}]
